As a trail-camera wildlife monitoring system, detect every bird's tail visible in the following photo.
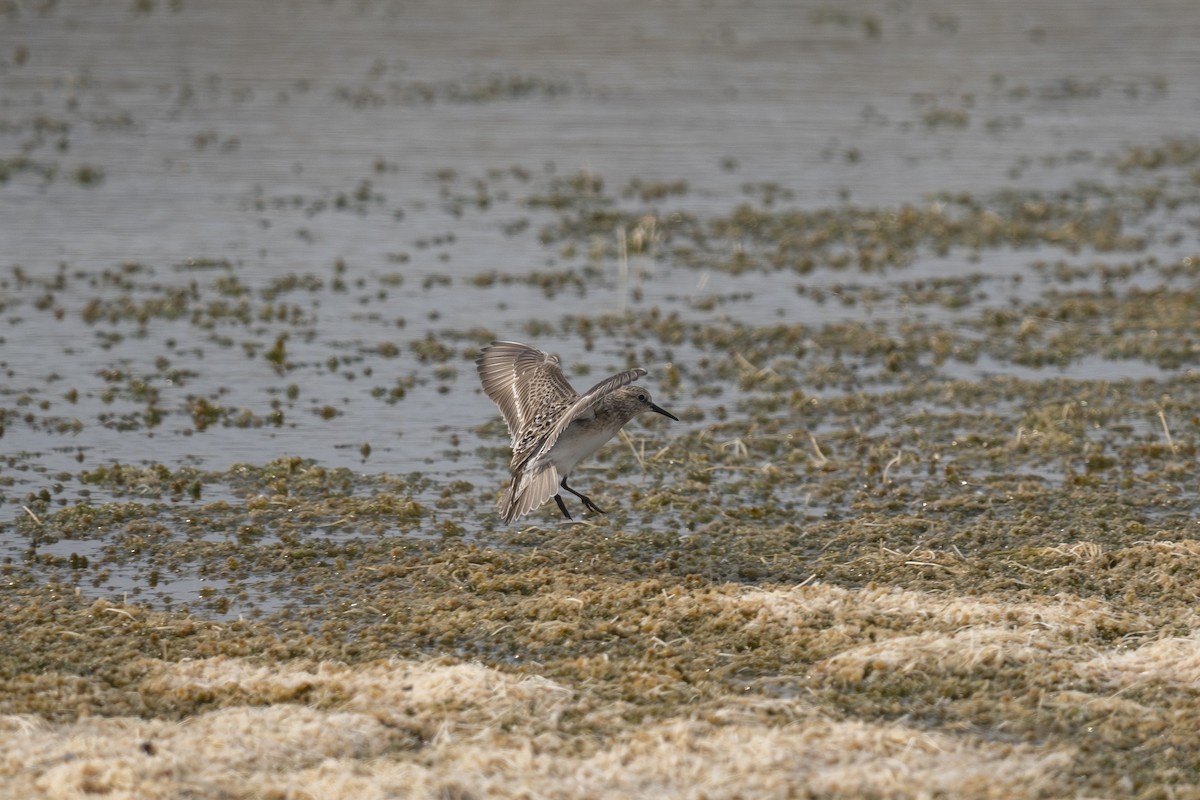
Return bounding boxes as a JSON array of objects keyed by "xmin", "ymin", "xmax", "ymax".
[{"xmin": 500, "ymin": 463, "xmax": 560, "ymax": 523}]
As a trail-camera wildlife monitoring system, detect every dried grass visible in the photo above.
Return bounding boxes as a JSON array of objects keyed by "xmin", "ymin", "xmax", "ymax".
[
  {"xmin": 2, "ymin": 656, "xmax": 1072, "ymax": 800},
  {"xmin": 4, "ymin": 582, "xmax": 1194, "ymax": 798}
]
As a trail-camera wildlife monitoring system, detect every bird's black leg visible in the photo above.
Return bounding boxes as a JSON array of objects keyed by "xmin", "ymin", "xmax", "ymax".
[
  {"xmin": 554, "ymin": 494, "xmax": 573, "ymax": 520},
  {"xmin": 560, "ymin": 477, "xmax": 605, "ymax": 514}
]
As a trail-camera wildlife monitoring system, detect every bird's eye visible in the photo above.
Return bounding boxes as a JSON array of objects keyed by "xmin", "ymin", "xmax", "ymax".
[{"xmin": 638, "ymin": 393, "xmax": 646, "ymax": 402}]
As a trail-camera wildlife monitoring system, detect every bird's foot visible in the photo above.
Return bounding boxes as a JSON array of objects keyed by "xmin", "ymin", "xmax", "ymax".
[
  {"xmin": 554, "ymin": 495, "xmax": 573, "ymax": 520},
  {"xmin": 580, "ymin": 496, "xmax": 605, "ymax": 514}
]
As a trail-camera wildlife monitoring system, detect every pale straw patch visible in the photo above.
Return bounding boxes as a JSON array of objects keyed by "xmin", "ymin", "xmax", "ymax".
[{"xmin": 1, "ymin": 701, "xmax": 1073, "ymax": 800}]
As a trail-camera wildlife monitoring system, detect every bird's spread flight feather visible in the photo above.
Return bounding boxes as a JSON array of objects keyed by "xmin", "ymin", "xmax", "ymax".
[{"xmin": 476, "ymin": 341, "xmax": 575, "ymax": 446}]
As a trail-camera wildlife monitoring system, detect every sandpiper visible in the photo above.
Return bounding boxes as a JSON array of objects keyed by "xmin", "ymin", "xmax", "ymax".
[{"xmin": 476, "ymin": 340, "xmax": 678, "ymax": 523}]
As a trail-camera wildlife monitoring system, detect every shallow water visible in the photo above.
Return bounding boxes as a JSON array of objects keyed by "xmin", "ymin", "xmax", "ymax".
[{"xmin": 2, "ymin": 0, "xmax": 1200, "ymax": 612}]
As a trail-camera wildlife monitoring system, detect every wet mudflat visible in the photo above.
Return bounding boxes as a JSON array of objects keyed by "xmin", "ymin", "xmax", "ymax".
[{"xmin": 2, "ymin": 1, "xmax": 1200, "ymax": 797}]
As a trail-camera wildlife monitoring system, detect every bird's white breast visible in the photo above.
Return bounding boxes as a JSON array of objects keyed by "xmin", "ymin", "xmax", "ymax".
[{"xmin": 541, "ymin": 418, "xmax": 619, "ymax": 477}]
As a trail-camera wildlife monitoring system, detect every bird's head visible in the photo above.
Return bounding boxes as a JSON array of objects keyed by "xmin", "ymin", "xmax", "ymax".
[{"xmin": 610, "ymin": 385, "xmax": 678, "ymax": 423}]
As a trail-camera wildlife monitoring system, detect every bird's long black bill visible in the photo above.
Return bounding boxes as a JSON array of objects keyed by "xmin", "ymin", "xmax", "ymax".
[{"xmin": 650, "ymin": 403, "xmax": 679, "ymax": 421}]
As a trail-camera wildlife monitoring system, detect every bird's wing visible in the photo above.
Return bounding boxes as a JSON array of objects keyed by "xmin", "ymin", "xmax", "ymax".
[{"xmin": 476, "ymin": 341, "xmax": 576, "ymax": 441}]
